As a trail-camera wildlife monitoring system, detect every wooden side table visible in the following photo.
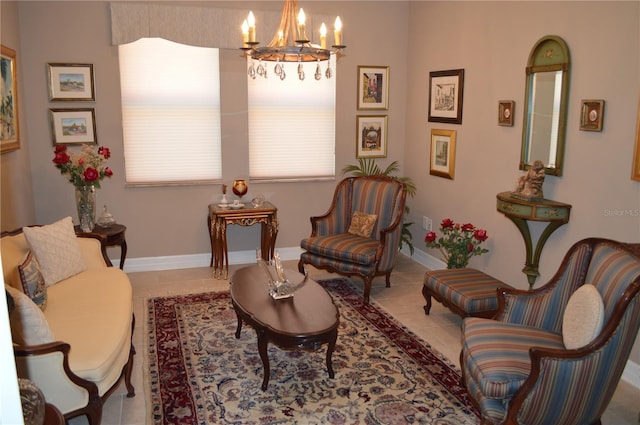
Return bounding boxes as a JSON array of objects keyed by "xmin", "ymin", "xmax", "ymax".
[
  {"xmin": 75, "ymin": 224, "xmax": 127, "ymax": 270},
  {"xmin": 497, "ymin": 192, "xmax": 571, "ymax": 288},
  {"xmin": 208, "ymin": 202, "xmax": 278, "ymax": 279}
]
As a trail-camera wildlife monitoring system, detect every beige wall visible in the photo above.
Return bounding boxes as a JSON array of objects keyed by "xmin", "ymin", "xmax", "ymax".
[
  {"xmin": 405, "ymin": 1, "xmax": 640, "ymax": 364},
  {"xmin": 0, "ymin": 1, "xmax": 36, "ymax": 231},
  {"xmin": 3, "ymin": 0, "xmax": 640, "ymax": 365},
  {"xmin": 11, "ymin": 1, "xmax": 409, "ymax": 258}
]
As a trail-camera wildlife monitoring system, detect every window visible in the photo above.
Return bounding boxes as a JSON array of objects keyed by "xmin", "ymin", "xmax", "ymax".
[
  {"xmin": 248, "ymin": 56, "xmax": 336, "ymax": 181},
  {"xmin": 118, "ymin": 38, "xmax": 222, "ymax": 185}
]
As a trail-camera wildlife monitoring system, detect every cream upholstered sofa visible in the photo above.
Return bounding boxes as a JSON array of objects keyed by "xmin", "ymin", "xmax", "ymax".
[{"xmin": 2, "ymin": 217, "xmax": 135, "ymax": 425}]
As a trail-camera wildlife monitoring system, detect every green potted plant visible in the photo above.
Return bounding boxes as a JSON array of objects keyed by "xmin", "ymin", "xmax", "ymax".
[{"xmin": 342, "ymin": 158, "xmax": 416, "ymax": 255}]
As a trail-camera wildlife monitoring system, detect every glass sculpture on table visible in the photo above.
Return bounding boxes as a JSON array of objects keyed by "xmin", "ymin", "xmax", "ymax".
[{"xmin": 257, "ymin": 250, "xmax": 308, "ymax": 299}]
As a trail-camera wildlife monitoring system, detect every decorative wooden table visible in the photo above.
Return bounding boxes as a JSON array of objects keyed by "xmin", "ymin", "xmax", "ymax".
[
  {"xmin": 230, "ymin": 265, "xmax": 340, "ymax": 391},
  {"xmin": 75, "ymin": 224, "xmax": 127, "ymax": 270},
  {"xmin": 497, "ymin": 192, "xmax": 571, "ymax": 288},
  {"xmin": 208, "ymin": 201, "xmax": 278, "ymax": 279}
]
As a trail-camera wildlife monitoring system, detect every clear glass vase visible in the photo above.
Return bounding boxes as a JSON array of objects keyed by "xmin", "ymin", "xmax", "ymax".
[{"xmin": 75, "ymin": 185, "xmax": 96, "ymax": 232}]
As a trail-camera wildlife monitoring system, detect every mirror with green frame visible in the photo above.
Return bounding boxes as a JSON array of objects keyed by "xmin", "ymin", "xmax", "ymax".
[{"xmin": 520, "ymin": 35, "xmax": 570, "ymax": 176}]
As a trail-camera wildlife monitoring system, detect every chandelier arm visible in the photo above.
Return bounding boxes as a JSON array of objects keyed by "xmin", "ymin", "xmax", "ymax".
[{"xmin": 268, "ymin": 0, "xmax": 300, "ymax": 47}]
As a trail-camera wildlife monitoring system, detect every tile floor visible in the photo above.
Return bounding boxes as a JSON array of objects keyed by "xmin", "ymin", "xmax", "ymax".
[{"xmin": 70, "ymin": 256, "xmax": 640, "ymax": 424}]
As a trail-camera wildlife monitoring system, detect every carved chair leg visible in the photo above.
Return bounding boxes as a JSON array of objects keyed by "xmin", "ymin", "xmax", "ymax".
[
  {"xmin": 362, "ymin": 276, "xmax": 374, "ymax": 304},
  {"xmin": 297, "ymin": 259, "xmax": 306, "ymax": 274},
  {"xmin": 385, "ymin": 272, "xmax": 391, "ymax": 288},
  {"xmin": 125, "ymin": 314, "xmax": 136, "ymax": 397}
]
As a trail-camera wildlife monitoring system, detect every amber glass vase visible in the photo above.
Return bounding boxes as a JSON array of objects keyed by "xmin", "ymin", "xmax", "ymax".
[{"xmin": 232, "ymin": 179, "xmax": 248, "ymax": 199}]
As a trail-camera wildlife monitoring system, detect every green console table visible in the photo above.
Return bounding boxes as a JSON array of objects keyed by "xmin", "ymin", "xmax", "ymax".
[{"xmin": 496, "ymin": 192, "xmax": 571, "ymax": 288}]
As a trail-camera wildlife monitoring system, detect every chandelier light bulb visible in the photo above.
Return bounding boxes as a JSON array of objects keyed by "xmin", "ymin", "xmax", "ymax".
[
  {"xmin": 297, "ymin": 8, "xmax": 306, "ymax": 40},
  {"xmin": 320, "ymin": 23, "xmax": 327, "ymax": 49},
  {"xmin": 334, "ymin": 16, "xmax": 342, "ymax": 46},
  {"xmin": 247, "ymin": 11, "xmax": 256, "ymax": 42},
  {"xmin": 241, "ymin": 20, "xmax": 249, "ymax": 46}
]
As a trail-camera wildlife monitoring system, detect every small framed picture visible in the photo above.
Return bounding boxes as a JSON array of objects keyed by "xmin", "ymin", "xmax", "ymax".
[
  {"xmin": 47, "ymin": 63, "xmax": 95, "ymax": 101},
  {"xmin": 356, "ymin": 115, "xmax": 388, "ymax": 158},
  {"xmin": 580, "ymin": 99, "xmax": 605, "ymax": 132},
  {"xmin": 1, "ymin": 44, "xmax": 20, "ymax": 153},
  {"xmin": 498, "ymin": 100, "xmax": 514, "ymax": 127},
  {"xmin": 633, "ymin": 96, "xmax": 640, "ymax": 181},
  {"xmin": 428, "ymin": 69, "xmax": 464, "ymax": 124},
  {"xmin": 357, "ymin": 66, "xmax": 389, "ymax": 110},
  {"xmin": 49, "ymin": 108, "xmax": 97, "ymax": 145},
  {"xmin": 429, "ymin": 128, "xmax": 456, "ymax": 179}
]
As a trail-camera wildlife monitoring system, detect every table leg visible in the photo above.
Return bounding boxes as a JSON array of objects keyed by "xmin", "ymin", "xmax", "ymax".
[
  {"xmin": 119, "ymin": 240, "xmax": 127, "ymax": 270},
  {"xmin": 221, "ymin": 219, "xmax": 229, "ymax": 279},
  {"xmin": 326, "ymin": 329, "xmax": 337, "ymax": 379},
  {"xmin": 257, "ymin": 330, "xmax": 270, "ymax": 391},
  {"xmin": 234, "ymin": 313, "xmax": 243, "ymax": 339}
]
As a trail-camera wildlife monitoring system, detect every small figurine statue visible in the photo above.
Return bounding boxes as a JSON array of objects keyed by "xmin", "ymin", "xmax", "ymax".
[
  {"xmin": 221, "ymin": 184, "xmax": 228, "ymax": 205},
  {"xmin": 513, "ymin": 160, "xmax": 546, "ymax": 200}
]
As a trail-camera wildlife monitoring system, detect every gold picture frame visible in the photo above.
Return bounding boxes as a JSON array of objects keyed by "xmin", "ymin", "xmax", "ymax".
[
  {"xmin": 498, "ymin": 100, "xmax": 514, "ymax": 127},
  {"xmin": 1, "ymin": 44, "xmax": 20, "ymax": 153},
  {"xmin": 356, "ymin": 115, "xmax": 388, "ymax": 158},
  {"xmin": 429, "ymin": 129, "xmax": 456, "ymax": 179},
  {"xmin": 357, "ymin": 66, "xmax": 389, "ymax": 110},
  {"xmin": 579, "ymin": 99, "xmax": 605, "ymax": 132},
  {"xmin": 632, "ymin": 95, "xmax": 640, "ymax": 181}
]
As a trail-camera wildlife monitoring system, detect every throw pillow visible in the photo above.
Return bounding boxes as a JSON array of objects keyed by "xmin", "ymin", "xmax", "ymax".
[
  {"xmin": 562, "ymin": 283, "xmax": 605, "ymax": 349},
  {"xmin": 348, "ymin": 211, "xmax": 378, "ymax": 238},
  {"xmin": 22, "ymin": 216, "xmax": 87, "ymax": 286},
  {"xmin": 18, "ymin": 251, "xmax": 47, "ymax": 311},
  {"xmin": 5, "ymin": 285, "xmax": 55, "ymax": 346}
]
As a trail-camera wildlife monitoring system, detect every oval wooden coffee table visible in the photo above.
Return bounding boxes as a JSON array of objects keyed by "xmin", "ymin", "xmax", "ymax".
[{"xmin": 230, "ymin": 265, "xmax": 340, "ymax": 391}]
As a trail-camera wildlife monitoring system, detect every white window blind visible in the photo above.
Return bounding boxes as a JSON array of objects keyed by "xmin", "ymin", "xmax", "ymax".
[
  {"xmin": 118, "ymin": 38, "xmax": 222, "ymax": 185},
  {"xmin": 248, "ymin": 56, "xmax": 336, "ymax": 181}
]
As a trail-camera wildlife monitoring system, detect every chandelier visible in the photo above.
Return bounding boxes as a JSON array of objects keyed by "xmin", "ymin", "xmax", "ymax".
[{"xmin": 241, "ymin": 0, "xmax": 345, "ymax": 81}]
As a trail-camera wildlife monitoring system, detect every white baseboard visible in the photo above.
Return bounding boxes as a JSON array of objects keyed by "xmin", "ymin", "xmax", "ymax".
[
  {"xmin": 119, "ymin": 246, "xmax": 304, "ymax": 273},
  {"xmin": 116, "ymin": 245, "xmax": 640, "ymax": 391}
]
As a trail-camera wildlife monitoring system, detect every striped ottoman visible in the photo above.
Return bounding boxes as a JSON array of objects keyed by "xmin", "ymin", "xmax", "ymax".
[{"xmin": 422, "ymin": 268, "xmax": 509, "ymax": 318}]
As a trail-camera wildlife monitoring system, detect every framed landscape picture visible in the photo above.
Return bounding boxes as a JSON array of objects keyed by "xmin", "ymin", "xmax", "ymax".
[
  {"xmin": 428, "ymin": 69, "xmax": 464, "ymax": 124},
  {"xmin": 49, "ymin": 108, "xmax": 97, "ymax": 145},
  {"xmin": 47, "ymin": 63, "xmax": 95, "ymax": 101},
  {"xmin": 356, "ymin": 115, "xmax": 388, "ymax": 158},
  {"xmin": 429, "ymin": 128, "xmax": 456, "ymax": 179},
  {"xmin": 1, "ymin": 45, "xmax": 20, "ymax": 153},
  {"xmin": 357, "ymin": 66, "xmax": 389, "ymax": 110}
]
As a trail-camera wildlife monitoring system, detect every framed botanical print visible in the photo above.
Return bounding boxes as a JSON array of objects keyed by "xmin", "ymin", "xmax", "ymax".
[
  {"xmin": 429, "ymin": 129, "xmax": 456, "ymax": 179},
  {"xmin": 356, "ymin": 115, "xmax": 387, "ymax": 158},
  {"xmin": 428, "ymin": 69, "xmax": 464, "ymax": 124},
  {"xmin": 47, "ymin": 63, "xmax": 95, "ymax": 101},
  {"xmin": 49, "ymin": 108, "xmax": 97, "ymax": 145},
  {"xmin": 357, "ymin": 66, "xmax": 389, "ymax": 110},
  {"xmin": 1, "ymin": 45, "xmax": 20, "ymax": 153}
]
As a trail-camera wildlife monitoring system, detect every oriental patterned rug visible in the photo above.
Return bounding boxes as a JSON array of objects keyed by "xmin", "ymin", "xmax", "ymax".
[{"xmin": 145, "ymin": 278, "xmax": 479, "ymax": 424}]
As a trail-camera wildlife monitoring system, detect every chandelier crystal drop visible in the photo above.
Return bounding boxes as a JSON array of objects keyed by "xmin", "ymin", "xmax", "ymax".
[{"xmin": 241, "ymin": 0, "xmax": 345, "ymax": 81}]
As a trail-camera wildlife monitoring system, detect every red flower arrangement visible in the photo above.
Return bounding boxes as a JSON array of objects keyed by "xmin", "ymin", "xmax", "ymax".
[
  {"xmin": 425, "ymin": 218, "xmax": 489, "ymax": 269},
  {"xmin": 53, "ymin": 144, "xmax": 113, "ymax": 189}
]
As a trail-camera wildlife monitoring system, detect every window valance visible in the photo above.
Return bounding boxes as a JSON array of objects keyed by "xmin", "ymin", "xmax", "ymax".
[{"xmin": 110, "ymin": 2, "xmax": 331, "ymax": 49}]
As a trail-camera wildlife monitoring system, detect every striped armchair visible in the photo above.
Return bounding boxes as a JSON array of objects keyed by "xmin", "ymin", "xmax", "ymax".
[
  {"xmin": 298, "ymin": 175, "xmax": 407, "ymax": 303},
  {"xmin": 461, "ymin": 238, "xmax": 640, "ymax": 425}
]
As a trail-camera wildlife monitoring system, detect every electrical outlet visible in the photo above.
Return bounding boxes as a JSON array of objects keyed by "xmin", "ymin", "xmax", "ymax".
[{"xmin": 423, "ymin": 216, "xmax": 432, "ymax": 232}]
